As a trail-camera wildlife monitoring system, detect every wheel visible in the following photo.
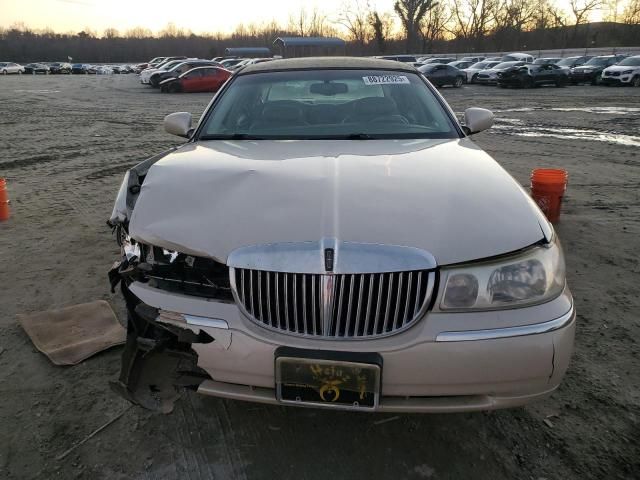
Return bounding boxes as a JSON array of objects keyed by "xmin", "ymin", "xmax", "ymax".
[
  {"xmin": 498, "ymin": 83, "xmax": 507, "ymax": 88},
  {"xmin": 522, "ymin": 77, "xmax": 534, "ymax": 88},
  {"xmin": 555, "ymin": 77, "xmax": 567, "ymax": 87},
  {"xmin": 168, "ymin": 83, "xmax": 181, "ymax": 93},
  {"xmin": 18, "ymin": 70, "xmax": 22, "ymax": 75},
  {"xmin": 1, "ymin": 70, "xmax": 6, "ymax": 75},
  {"xmin": 592, "ymin": 76, "xmax": 601, "ymax": 86},
  {"xmin": 632, "ymin": 76, "xmax": 640, "ymax": 87},
  {"xmin": 471, "ymin": 73, "xmax": 478, "ymax": 83},
  {"xmin": 453, "ymin": 76, "xmax": 463, "ymax": 88}
]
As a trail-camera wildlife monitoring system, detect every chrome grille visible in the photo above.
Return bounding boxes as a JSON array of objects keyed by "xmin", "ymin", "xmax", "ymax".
[{"xmin": 232, "ymin": 269, "xmax": 434, "ymax": 338}]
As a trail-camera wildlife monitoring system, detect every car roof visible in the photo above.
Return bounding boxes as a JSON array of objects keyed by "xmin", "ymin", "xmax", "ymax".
[{"xmin": 238, "ymin": 56, "xmax": 417, "ymax": 75}]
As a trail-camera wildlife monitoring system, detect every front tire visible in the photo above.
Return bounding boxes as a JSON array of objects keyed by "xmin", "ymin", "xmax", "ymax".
[
  {"xmin": 1, "ymin": 70, "xmax": 6, "ymax": 75},
  {"xmin": 555, "ymin": 77, "xmax": 567, "ymax": 87},
  {"xmin": 454, "ymin": 76, "xmax": 463, "ymax": 88},
  {"xmin": 522, "ymin": 77, "xmax": 534, "ymax": 88},
  {"xmin": 168, "ymin": 83, "xmax": 181, "ymax": 93},
  {"xmin": 632, "ymin": 76, "xmax": 640, "ymax": 87}
]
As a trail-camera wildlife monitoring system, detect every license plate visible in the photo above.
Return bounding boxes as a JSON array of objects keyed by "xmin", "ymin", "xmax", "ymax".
[{"xmin": 275, "ymin": 354, "xmax": 381, "ymax": 410}]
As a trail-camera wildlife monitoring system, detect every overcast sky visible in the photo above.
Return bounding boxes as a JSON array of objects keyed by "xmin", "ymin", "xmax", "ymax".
[{"xmin": 0, "ymin": 0, "xmax": 609, "ymax": 35}]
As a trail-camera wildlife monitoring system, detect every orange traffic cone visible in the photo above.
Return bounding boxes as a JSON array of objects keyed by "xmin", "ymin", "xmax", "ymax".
[{"xmin": 0, "ymin": 178, "xmax": 11, "ymax": 221}]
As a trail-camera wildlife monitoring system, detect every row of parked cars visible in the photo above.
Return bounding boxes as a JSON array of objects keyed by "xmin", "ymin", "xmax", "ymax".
[
  {"xmin": 408, "ymin": 52, "xmax": 640, "ymax": 88},
  {"xmin": 0, "ymin": 61, "xmax": 138, "ymax": 75},
  {"xmin": 136, "ymin": 55, "xmax": 275, "ymax": 93}
]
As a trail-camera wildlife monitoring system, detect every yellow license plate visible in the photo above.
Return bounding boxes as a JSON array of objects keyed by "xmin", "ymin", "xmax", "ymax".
[{"xmin": 275, "ymin": 357, "xmax": 381, "ymax": 410}]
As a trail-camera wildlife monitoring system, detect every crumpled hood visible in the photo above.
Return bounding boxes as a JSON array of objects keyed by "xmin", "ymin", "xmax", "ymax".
[{"xmin": 129, "ymin": 138, "xmax": 546, "ymax": 266}]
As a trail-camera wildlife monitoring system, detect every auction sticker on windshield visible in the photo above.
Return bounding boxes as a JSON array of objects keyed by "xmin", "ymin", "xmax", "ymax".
[{"xmin": 363, "ymin": 75, "xmax": 410, "ymax": 85}]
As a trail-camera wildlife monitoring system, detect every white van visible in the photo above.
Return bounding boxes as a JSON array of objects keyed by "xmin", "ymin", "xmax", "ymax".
[{"xmin": 502, "ymin": 52, "xmax": 534, "ymax": 63}]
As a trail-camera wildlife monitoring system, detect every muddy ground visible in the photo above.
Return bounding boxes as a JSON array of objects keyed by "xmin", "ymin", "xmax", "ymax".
[{"xmin": 0, "ymin": 75, "xmax": 638, "ymax": 480}]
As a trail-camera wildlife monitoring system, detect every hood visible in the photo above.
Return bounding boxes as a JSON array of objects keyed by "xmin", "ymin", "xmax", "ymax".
[
  {"xmin": 604, "ymin": 65, "xmax": 637, "ymax": 72},
  {"xmin": 128, "ymin": 139, "xmax": 547, "ymax": 266}
]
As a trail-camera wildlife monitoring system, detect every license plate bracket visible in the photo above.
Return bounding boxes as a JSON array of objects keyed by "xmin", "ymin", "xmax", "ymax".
[{"xmin": 275, "ymin": 347, "xmax": 382, "ymax": 410}]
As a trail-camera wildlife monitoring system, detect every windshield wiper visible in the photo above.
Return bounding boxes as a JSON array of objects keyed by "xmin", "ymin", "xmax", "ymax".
[
  {"xmin": 200, "ymin": 133, "xmax": 266, "ymax": 140},
  {"xmin": 343, "ymin": 133, "xmax": 374, "ymax": 140}
]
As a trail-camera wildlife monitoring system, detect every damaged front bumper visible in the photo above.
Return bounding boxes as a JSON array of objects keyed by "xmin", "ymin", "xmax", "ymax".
[{"xmin": 112, "ymin": 273, "xmax": 575, "ymax": 413}]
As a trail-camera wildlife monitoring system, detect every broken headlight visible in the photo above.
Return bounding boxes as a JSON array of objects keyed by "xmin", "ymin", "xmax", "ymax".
[
  {"xmin": 115, "ymin": 236, "xmax": 233, "ymax": 302},
  {"xmin": 440, "ymin": 236, "xmax": 565, "ymax": 311}
]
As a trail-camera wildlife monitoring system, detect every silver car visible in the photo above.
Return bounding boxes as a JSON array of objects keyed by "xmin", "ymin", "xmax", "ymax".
[
  {"xmin": 0, "ymin": 62, "xmax": 24, "ymax": 75},
  {"xmin": 108, "ymin": 57, "xmax": 575, "ymax": 413}
]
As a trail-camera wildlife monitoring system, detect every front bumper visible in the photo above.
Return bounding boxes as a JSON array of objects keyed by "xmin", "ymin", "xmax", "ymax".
[
  {"xmin": 474, "ymin": 76, "xmax": 497, "ymax": 84},
  {"xmin": 570, "ymin": 72, "xmax": 597, "ymax": 83},
  {"xmin": 128, "ymin": 281, "xmax": 576, "ymax": 413},
  {"xmin": 601, "ymin": 76, "xmax": 632, "ymax": 85}
]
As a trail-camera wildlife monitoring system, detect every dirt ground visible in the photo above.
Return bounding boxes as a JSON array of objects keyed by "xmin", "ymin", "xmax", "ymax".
[{"xmin": 0, "ymin": 74, "xmax": 638, "ymax": 480}]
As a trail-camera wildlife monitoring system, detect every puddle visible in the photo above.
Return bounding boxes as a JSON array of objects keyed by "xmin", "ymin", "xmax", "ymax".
[
  {"xmin": 14, "ymin": 89, "xmax": 61, "ymax": 94},
  {"xmin": 497, "ymin": 106, "xmax": 640, "ymax": 115},
  {"xmin": 493, "ymin": 124, "xmax": 640, "ymax": 147}
]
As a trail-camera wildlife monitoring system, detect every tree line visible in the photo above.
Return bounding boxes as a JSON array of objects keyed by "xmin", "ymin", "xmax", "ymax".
[{"xmin": 1, "ymin": 0, "xmax": 639, "ymax": 62}]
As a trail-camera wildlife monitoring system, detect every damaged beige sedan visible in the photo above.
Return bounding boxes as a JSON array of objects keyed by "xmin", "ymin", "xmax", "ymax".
[{"xmin": 108, "ymin": 57, "xmax": 575, "ymax": 413}]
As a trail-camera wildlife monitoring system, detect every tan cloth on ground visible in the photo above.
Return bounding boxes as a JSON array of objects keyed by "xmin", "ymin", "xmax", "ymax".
[{"xmin": 17, "ymin": 300, "xmax": 125, "ymax": 365}]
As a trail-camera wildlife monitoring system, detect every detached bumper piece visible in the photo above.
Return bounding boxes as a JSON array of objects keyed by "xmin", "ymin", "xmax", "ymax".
[{"xmin": 110, "ymin": 283, "xmax": 214, "ymax": 413}]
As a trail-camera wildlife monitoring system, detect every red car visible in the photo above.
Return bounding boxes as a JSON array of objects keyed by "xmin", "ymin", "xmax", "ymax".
[{"xmin": 160, "ymin": 66, "xmax": 232, "ymax": 93}]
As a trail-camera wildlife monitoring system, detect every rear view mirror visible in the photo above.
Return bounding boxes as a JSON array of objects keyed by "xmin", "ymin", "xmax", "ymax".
[
  {"xmin": 463, "ymin": 107, "xmax": 494, "ymax": 135},
  {"xmin": 310, "ymin": 82, "xmax": 348, "ymax": 96},
  {"xmin": 164, "ymin": 112, "xmax": 193, "ymax": 138}
]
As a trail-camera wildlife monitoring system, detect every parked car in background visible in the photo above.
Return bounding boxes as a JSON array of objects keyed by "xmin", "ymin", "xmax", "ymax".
[
  {"xmin": 140, "ymin": 59, "xmax": 196, "ymax": 84},
  {"xmin": 497, "ymin": 64, "xmax": 569, "ymax": 88},
  {"xmin": 569, "ymin": 55, "xmax": 626, "ymax": 85},
  {"xmin": 601, "ymin": 55, "xmax": 640, "ymax": 86},
  {"xmin": 24, "ymin": 63, "xmax": 50, "ymax": 74},
  {"xmin": 71, "ymin": 63, "xmax": 88, "ymax": 74},
  {"xmin": 418, "ymin": 63, "xmax": 465, "ymax": 87},
  {"xmin": 485, "ymin": 56, "xmax": 504, "ymax": 62},
  {"xmin": 448, "ymin": 60, "xmax": 474, "ymax": 71},
  {"xmin": 460, "ymin": 56, "xmax": 485, "ymax": 63},
  {"xmin": 219, "ymin": 58, "xmax": 246, "ymax": 69},
  {"xmin": 462, "ymin": 61, "xmax": 501, "ymax": 83},
  {"xmin": 422, "ymin": 57, "xmax": 456, "ymax": 65},
  {"xmin": 380, "ymin": 55, "xmax": 417, "ymax": 62},
  {"xmin": 48, "ymin": 62, "xmax": 72, "ymax": 74},
  {"xmin": 475, "ymin": 61, "xmax": 525, "ymax": 84},
  {"xmin": 501, "ymin": 53, "xmax": 534, "ymax": 63},
  {"xmin": 0, "ymin": 62, "xmax": 24, "ymax": 74},
  {"xmin": 556, "ymin": 56, "xmax": 592, "ymax": 70},
  {"xmin": 109, "ymin": 57, "xmax": 574, "ymax": 414},
  {"xmin": 532, "ymin": 58, "xmax": 562, "ymax": 66},
  {"xmin": 151, "ymin": 60, "xmax": 221, "ymax": 87},
  {"xmin": 159, "ymin": 66, "xmax": 232, "ymax": 93}
]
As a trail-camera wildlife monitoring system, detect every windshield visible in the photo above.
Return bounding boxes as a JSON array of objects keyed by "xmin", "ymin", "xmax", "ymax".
[
  {"xmin": 557, "ymin": 58, "xmax": 578, "ymax": 66},
  {"xmin": 198, "ymin": 69, "xmax": 459, "ymax": 140},
  {"xmin": 494, "ymin": 62, "xmax": 520, "ymax": 69},
  {"xmin": 617, "ymin": 57, "xmax": 640, "ymax": 66},
  {"xmin": 585, "ymin": 57, "xmax": 610, "ymax": 66}
]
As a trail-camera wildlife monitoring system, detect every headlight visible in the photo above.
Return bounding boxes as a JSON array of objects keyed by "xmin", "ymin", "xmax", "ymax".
[
  {"xmin": 622, "ymin": 70, "xmax": 633, "ymax": 75},
  {"xmin": 440, "ymin": 236, "xmax": 565, "ymax": 311}
]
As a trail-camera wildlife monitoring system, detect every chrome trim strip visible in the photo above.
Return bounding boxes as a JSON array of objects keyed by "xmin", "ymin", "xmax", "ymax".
[
  {"xmin": 435, "ymin": 307, "xmax": 575, "ymax": 342},
  {"xmin": 227, "ymin": 239, "xmax": 437, "ymax": 274},
  {"xmin": 184, "ymin": 315, "xmax": 229, "ymax": 329}
]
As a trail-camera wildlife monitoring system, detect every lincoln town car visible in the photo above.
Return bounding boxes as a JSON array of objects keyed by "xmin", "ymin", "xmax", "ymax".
[{"xmin": 108, "ymin": 57, "xmax": 575, "ymax": 413}]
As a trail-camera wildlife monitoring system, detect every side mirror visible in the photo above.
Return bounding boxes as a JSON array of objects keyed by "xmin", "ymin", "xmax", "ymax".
[
  {"xmin": 463, "ymin": 107, "xmax": 494, "ymax": 135},
  {"xmin": 164, "ymin": 112, "xmax": 193, "ymax": 138}
]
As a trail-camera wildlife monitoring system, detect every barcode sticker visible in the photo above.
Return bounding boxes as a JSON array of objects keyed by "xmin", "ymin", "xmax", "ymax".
[{"xmin": 363, "ymin": 75, "xmax": 410, "ymax": 85}]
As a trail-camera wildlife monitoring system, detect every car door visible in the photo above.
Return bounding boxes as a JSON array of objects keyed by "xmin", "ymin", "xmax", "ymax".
[{"xmin": 181, "ymin": 70, "xmax": 204, "ymax": 92}]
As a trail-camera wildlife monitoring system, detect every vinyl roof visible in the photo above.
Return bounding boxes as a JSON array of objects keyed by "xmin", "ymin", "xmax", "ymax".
[
  {"xmin": 238, "ymin": 56, "xmax": 418, "ymax": 74},
  {"xmin": 273, "ymin": 36, "xmax": 346, "ymax": 47}
]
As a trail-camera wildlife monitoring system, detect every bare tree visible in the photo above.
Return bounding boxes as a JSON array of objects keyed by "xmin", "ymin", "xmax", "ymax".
[
  {"xmin": 368, "ymin": 10, "xmax": 395, "ymax": 52},
  {"xmin": 622, "ymin": 0, "xmax": 640, "ymax": 24},
  {"xmin": 289, "ymin": 7, "xmax": 335, "ymax": 37},
  {"xmin": 569, "ymin": 0, "xmax": 603, "ymax": 27},
  {"xmin": 492, "ymin": 0, "xmax": 538, "ymax": 49},
  {"xmin": 336, "ymin": 0, "xmax": 372, "ymax": 47},
  {"xmin": 449, "ymin": 0, "xmax": 498, "ymax": 48},
  {"xmin": 420, "ymin": 1, "xmax": 451, "ymax": 52},
  {"xmin": 394, "ymin": 0, "xmax": 438, "ymax": 52}
]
